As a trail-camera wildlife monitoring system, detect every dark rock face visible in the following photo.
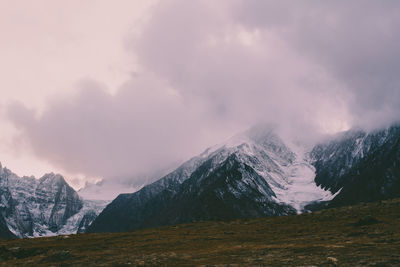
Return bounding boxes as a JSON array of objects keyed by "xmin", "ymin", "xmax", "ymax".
[
  {"xmin": 148, "ymin": 154, "xmax": 295, "ymax": 226},
  {"xmin": 37, "ymin": 174, "xmax": 84, "ymax": 233},
  {"xmin": 310, "ymin": 125, "xmax": 400, "ymax": 206},
  {"xmin": 77, "ymin": 210, "xmax": 97, "ymax": 233},
  {"xmin": 0, "ymin": 214, "xmax": 15, "ymax": 239}
]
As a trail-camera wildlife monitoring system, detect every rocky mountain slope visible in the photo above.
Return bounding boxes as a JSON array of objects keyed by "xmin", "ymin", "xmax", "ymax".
[
  {"xmin": 87, "ymin": 126, "xmax": 335, "ymax": 233},
  {"xmin": 0, "ymin": 163, "xmax": 107, "ymax": 238},
  {"xmin": 310, "ymin": 124, "xmax": 400, "ymax": 207},
  {"xmin": 0, "ymin": 213, "xmax": 15, "ymax": 239}
]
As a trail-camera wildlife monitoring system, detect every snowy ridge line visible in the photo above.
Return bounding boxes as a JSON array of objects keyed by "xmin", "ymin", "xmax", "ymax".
[
  {"xmin": 0, "ymin": 164, "xmax": 109, "ymax": 238},
  {"xmin": 192, "ymin": 126, "xmax": 338, "ymax": 213}
]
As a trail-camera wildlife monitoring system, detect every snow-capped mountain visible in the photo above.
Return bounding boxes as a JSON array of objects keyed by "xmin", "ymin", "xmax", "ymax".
[
  {"xmin": 0, "ymin": 163, "xmax": 108, "ymax": 238},
  {"xmin": 310, "ymin": 124, "xmax": 400, "ymax": 207},
  {"xmin": 4, "ymin": 123, "xmax": 400, "ymax": 237},
  {"xmin": 87, "ymin": 125, "xmax": 336, "ymax": 233}
]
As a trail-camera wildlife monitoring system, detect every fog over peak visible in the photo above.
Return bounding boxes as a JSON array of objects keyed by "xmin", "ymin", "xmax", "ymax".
[{"xmin": 6, "ymin": 0, "xmax": 400, "ymax": 186}]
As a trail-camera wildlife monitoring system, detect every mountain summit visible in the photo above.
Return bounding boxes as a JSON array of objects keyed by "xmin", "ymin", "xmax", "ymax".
[{"xmin": 87, "ymin": 125, "xmax": 335, "ymax": 233}]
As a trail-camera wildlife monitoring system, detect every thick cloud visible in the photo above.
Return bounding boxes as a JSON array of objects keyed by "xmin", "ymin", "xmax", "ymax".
[
  {"xmin": 131, "ymin": 0, "xmax": 350, "ymax": 132},
  {"xmin": 8, "ymin": 77, "xmax": 219, "ymax": 182},
  {"xmin": 233, "ymin": 0, "xmax": 400, "ymax": 129},
  {"xmin": 7, "ymin": 0, "xmax": 400, "ymax": 184}
]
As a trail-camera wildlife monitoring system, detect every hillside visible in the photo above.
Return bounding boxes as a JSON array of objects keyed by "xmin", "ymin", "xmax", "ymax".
[{"xmin": 1, "ymin": 198, "xmax": 400, "ymax": 266}]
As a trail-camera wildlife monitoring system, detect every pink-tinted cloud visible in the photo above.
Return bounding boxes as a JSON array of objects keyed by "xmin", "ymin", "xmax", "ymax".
[{"xmin": 7, "ymin": 0, "xmax": 400, "ymax": 185}]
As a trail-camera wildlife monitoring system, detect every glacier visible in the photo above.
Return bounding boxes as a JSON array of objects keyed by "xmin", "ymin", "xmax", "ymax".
[{"xmin": 210, "ymin": 126, "xmax": 338, "ymax": 213}]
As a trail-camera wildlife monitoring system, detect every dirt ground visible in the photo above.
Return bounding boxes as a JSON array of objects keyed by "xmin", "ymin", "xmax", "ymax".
[{"xmin": 1, "ymin": 198, "xmax": 400, "ymax": 266}]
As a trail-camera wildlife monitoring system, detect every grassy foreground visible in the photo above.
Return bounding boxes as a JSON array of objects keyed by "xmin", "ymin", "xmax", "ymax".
[{"xmin": 1, "ymin": 199, "xmax": 400, "ymax": 266}]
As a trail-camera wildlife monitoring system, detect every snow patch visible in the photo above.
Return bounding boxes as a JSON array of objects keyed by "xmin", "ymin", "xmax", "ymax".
[
  {"xmin": 266, "ymin": 142, "xmax": 335, "ymax": 212},
  {"xmin": 56, "ymin": 199, "xmax": 109, "ymax": 235}
]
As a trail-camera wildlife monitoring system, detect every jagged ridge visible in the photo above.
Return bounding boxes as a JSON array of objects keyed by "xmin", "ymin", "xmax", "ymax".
[{"xmin": 0, "ymin": 163, "xmax": 107, "ymax": 238}]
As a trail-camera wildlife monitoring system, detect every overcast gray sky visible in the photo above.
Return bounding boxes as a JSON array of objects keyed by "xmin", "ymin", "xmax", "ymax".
[{"xmin": 1, "ymin": 0, "xmax": 400, "ymax": 189}]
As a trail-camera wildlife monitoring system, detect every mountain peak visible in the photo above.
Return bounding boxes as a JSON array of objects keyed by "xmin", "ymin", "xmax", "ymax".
[
  {"xmin": 87, "ymin": 125, "xmax": 335, "ymax": 233},
  {"xmin": 246, "ymin": 123, "xmax": 277, "ymax": 140},
  {"xmin": 39, "ymin": 173, "xmax": 66, "ymax": 185}
]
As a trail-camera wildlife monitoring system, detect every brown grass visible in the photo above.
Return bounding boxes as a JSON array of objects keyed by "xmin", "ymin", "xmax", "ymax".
[{"xmin": 1, "ymin": 198, "xmax": 400, "ymax": 266}]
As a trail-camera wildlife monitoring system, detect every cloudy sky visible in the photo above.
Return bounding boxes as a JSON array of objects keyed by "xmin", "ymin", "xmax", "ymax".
[{"xmin": 1, "ymin": 0, "xmax": 399, "ymax": 190}]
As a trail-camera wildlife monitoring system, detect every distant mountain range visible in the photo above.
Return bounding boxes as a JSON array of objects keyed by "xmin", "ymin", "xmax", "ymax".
[
  {"xmin": 2, "ymin": 124, "xmax": 400, "ymax": 238},
  {"xmin": 0, "ymin": 165, "xmax": 108, "ymax": 239}
]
